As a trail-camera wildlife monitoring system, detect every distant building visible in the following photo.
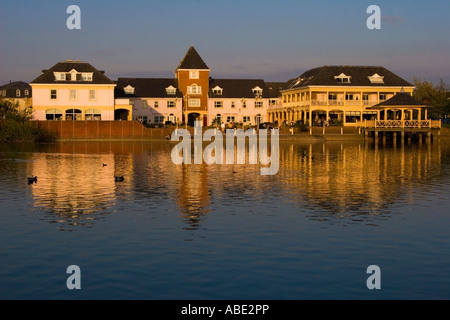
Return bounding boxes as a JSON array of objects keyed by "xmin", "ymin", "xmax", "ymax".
[
  {"xmin": 30, "ymin": 60, "xmax": 116, "ymax": 121},
  {"xmin": 270, "ymin": 66, "xmax": 414, "ymax": 126},
  {"xmin": 113, "ymin": 45, "xmax": 284, "ymax": 126},
  {"xmin": 0, "ymin": 81, "xmax": 32, "ymax": 115},
  {"xmin": 115, "ymin": 78, "xmax": 183, "ymax": 124},
  {"xmin": 208, "ymin": 79, "xmax": 283, "ymax": 126}
]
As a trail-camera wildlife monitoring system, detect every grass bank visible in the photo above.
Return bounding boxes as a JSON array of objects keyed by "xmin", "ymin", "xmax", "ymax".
[{"xmin": 0, "ymin": 119, "xmax": 55, "ymax": 143}]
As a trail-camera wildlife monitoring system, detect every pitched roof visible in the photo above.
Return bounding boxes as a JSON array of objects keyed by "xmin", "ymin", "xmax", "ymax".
[
  {"xmin": 176, "ymin": 46, "xmax": 209, "ymax": 70},
  {"xmin": 209, "ymin": 79, "xmax": 273, "ymax": 99},
  {"xmin": 370, "ymin": 92, "xmax": 426, "ymax": 108},
  {"xmin": 265, "ymin": 82, "xmax": 288, "ymax": 98},
  {"xmin": 30, "ymin": 60, "xmax": 115, "ymax": 85},
  {"xmin": 285, "ymin": 66, "xmax": 413, "ymax": 89},
  {"xmin": 0, "ymin": 81, "xmax": 31, "ymax": 90},
  {"xmin": 115, "ymin": 78, "xmax": 183, "ymax": 98}
]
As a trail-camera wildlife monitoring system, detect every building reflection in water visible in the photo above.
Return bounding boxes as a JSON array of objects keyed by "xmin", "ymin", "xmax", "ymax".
[
  {"xmin": 29, "ymin": 140, "xmax": 444, "ymax": 230},
  {"xmin": 279, "ymin": 140, "xmax": 442, "ymax": 221}
]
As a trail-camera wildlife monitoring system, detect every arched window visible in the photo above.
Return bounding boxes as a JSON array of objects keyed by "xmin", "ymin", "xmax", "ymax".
[
  {"xmin": 85, "ymin": 109, "xmax": 102, "ymax": 121},
  {"xmin": 188, "ymin": 84, "xmax": 201, "ymax": 94},
  {"xmin": 46, "ymin": 108, "xmax": 63, "ymax": 121},
  {"xmin": 65, "ymin": 109, "xmax": 82, "ymax": 121}
]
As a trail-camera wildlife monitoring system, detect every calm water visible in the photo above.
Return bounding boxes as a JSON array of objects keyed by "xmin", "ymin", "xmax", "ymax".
[{"xmin": 0, "ymin": 138, "xmax": 449, "ymax": 300}]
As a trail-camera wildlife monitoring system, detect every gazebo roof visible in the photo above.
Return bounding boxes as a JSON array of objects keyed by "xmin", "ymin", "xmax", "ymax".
[{"xmin": 369, "ymin": 92, "xmax": 426, "ymax": 109}]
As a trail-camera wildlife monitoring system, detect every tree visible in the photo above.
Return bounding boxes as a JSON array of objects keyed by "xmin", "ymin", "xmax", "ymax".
[
  {"xmin": 0, "ymin": 99, "xmax": 22, "ymax": 119},
  {"xmin": 413, "ymin": 78, "xmax": 449, "ymax": 119}
]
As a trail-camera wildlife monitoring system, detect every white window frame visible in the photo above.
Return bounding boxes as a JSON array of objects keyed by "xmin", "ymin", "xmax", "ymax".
[
  {"xmin": 70, "ymin": 89, "xmax": 77, "ymax": 101},
  {"xmin": 16, "ymin": 89, "xmax": 21, "ymax": 97},
  {"xmin": 189, "ymin": 70, "xmax": 199, "ymax": 79},
  {"xmin": 167, "ymin": 101, "xmax": 176, "ymax": 108},
  {"xmin": 189, "ymin": 99, "xmax": 201, "ymax": 107},
  {"xmin": 188, "ymin": 84, "xmax": 202, "ymax": 94},
  {"xmin": 214, "ymin": 101, "xmax": 223, "ymax": 108},
  {"xmin": 255, "ymin": 101, "xmax": 263, "ymax": 108}
]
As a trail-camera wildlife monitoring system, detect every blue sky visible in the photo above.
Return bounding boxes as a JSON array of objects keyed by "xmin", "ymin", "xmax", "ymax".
[{"xmin": 1, "ymin": 0, "xmax": 449, "ymax": 85}]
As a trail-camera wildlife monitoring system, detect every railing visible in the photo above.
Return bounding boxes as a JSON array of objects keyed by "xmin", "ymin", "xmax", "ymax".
[
  {"xmin": 356, "ymin": 120, "xmax": 441, "ymax": 129},
  {"xmin": 311, "ymin": 100, "xmax": 379, "ymax": 107}
]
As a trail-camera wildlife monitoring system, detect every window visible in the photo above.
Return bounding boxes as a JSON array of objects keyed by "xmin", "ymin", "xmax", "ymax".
[
  {"xmin": 16, "ymin": 90, "xmax": 21, "ymax": 97},
  {"xmin": 46, "ymin": 108, "xmax": 63, "ymax": 120},
  {"xmin": 216, "ymin": 114, "xmax": 222, "ymax": 123},
  {"xmin": 65, "ymin": 109, "xmax": 82, "ymax": 121},
  {"xmin": 60, "ymin": 74, "xmax": 66, "ymax": 81},
  {"xmin": 242, "ymin": 101, "xmax": 247, "ymax": 108},
  {"xmin": 70, "ymin": 89, "xmax": 77, "ymax": 100},
  {"xmin": 334, "ymin": 73, "xmax": 351, "ymax": 83},
  {"xmin": 214, "ymin": 101, "xmax": 223, "ymax": 108},
  {"xmin": 89, "ymin": 90, "xmax": 96, "ymax": 100},
  {"xmin": 154, "ymin": 116, "xmax": 165, "ymax": 123},
  {"xmin": 130, "ymin": 100, "xmax": 135, "ymax": 109},
  {"xmin": 379, "ymin": 94, "xmax": 387, "ymax": 101},
  {"xmin": 345, "ymin": 94, "xmax": 354, "ymax": 101},
  {"xmin": 142, "ymin": 101, "xmax": 148, "ymax": 109},
  {"xmin": 363, "ymin": 94, "xmax": 369, "ymax": 101},
  {"xmin": 188, "ymin": 84, "xmax": 202, "ymax": 94},
  {"xmin": 227, "ymin": 116, "xmax": 235, "ymax": 123},
  {"xmin": 368, "ymin": 73, "xmax": 384, "ymax": 84},
  {"xmin": 167, "ymin": 101, "xmax": 176, "ymax": 108},
  {"xmin": 24, "ymin": 90, "xmax": 29, "ymax": 96},
  {"xmin": 252, "ymin": 86, "xmax": 263, "ymax": 97},
  {"xmin": 212, "ymin": 86, "xmax": 223, "ymax": 95},
  {"xmin": 345, "ymin": 111, "xmax": 361, "ymax": 123},
  {"xmin": 166, "ymin": 86, "xmax": 177, "ymax": 95},
  {"xmin": 190, "ymin": 71, "xmax": 199, "ymax": 79},
  {"xmin": 189, "ymin": 99, "xmax": 201, "ymax": 107},
  {"xmin": 85, "ymin": 109, "xmax": 101, "ymax": 121},
  {"xmin": 243, "ymin": 116, "xmax": 251, "ymax": 122},
  {"xmin": 154, "ymin": 101, "xmax": 159, "ymax": 108},
  {"xmin": 124, "ymin": 85, "xmax": 135, "ymax": 95},
  {"xmin": 82, "ymin": 73, "xmax": 93, "ymax": 81},
  {"xmin": 231, "ymin": 101, "xmax": 235, "ymax": 108},
  {"xmin": 328, "ymin": 94, "xmax": 337, "ymax": 101},
  {"xmin": 255, "ymin": 101, "xmax": 263, "ymax": 108},
  {"xmin": 50, "ymin": 89, "xmax": 57, "ymax": 100}
]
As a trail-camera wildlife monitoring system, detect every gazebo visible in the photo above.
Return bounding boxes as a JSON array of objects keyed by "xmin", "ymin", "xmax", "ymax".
[
  {"xmin": 356, "ymin": 90, "xmax": 441, "ymax": 142},
  {"xmin": 367, "ymin": 90, "xmax": 428, "ymax": 123}
]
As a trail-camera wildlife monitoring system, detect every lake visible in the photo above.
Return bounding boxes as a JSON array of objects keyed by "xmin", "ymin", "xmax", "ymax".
[{"xmin": 0, "ymin": 138, "xmax": 449, "ymax": 300}]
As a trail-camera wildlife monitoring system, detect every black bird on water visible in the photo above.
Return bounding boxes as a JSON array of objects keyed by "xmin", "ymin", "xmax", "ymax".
[{"xmin": 28, "ymin": 176, "xmax": 37, "ymax": 184}]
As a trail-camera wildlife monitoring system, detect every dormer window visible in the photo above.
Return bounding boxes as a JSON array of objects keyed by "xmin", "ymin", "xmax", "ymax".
[
  {"xmin": 334, "ymin": 73, "xmax": 351, "ymax": 83},
  {"xmin": 124, "ymin": 85, "xmax": 135, "ymax": 95},
  {"xmin": 54, "ymin": 72, "xmax": 67, "ymax": 81},
  {"xmin": 81, "ymin": 73, "xmax": 93, "ymax": 81},
  {"xmin": 252, "ymin": 86, "xmax": 263, "ymax": 97},
  {"xmin": 70, "ymin": 69, "xmax": 78, "ymax": 81},
  {"xmin": 166, "ymin": 85, "xmax": 177, "ymax": 95},
  {"xmin": 212, "ymin": 86, "xmax": 223, "ymax": 95},
  {"xmin": 368, "ymin": 73, "xmax": 384, "ymax": 84}
]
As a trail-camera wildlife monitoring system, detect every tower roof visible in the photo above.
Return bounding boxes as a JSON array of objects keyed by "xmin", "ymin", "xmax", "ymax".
[{"xmin": 176, "ymin": 46, "xmax": 209, "ymax": 70}]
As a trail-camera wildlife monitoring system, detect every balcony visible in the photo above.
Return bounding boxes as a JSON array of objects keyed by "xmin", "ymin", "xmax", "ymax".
[{"xmin": 356, "ymin": 120, "xmax": 441, "ymax": 129}]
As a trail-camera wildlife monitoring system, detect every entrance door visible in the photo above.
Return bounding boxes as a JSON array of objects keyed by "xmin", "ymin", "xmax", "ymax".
[{"xmin": 203, "ymin": 115, "xmax": 208, "ymax": 127}]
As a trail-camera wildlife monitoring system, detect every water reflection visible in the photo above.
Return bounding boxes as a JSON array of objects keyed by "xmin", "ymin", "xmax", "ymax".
[
  {"xmin": 8, "ymin": 139, "xmax": 447, "ymax": 230},
  {"xmin": 279, "ymin": 140, "xmax": 444, "ymax": 223}
]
